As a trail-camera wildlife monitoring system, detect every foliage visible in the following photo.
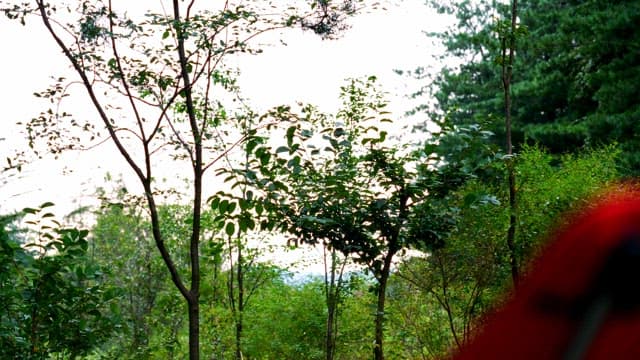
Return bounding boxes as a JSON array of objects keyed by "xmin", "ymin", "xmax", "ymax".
[
  {"xmin": 90, "ymin": 199, "xmax": 174, "ymax": 358},
  {"xmin": 239, "ymin": 273, "xmax": 374, "ymax": 360},
  {"xmin": 392, "ymin": 144, "xmax": 619, "ymax": 358},
  {"xmin": 90, "ymin": 193, "xmax": 230, "ymax": 359},
  {"xmin": 90, "ymin": 186, "xmax": 289, "ymax": 359},
  {"xmin": 515, "ymin": 144, "xmax": 620, "ymax": 260},
  {"xmin": 0, "ymin": 204, "xmax": 117, "ymax": 359},
  {"xmin": 423, "ymin": 0, "xmax": 640, "ymax": 174},
  {"xmin": 243, "ymin": 277, "xmax": 326, "ymax": 359}
]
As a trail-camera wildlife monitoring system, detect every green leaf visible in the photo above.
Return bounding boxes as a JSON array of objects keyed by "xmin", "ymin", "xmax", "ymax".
[
  {"xmin": 239, "ymin": 217, "xmax": 249, "ymax": 232},
  {"xmin": 227, "ymin": 202, "xmax": 237, "ymax": 213},
  {"xmin": 286, "ymin": 126, "xmax": 296, "ymax": 148},
  {"xmin": 239, "ymin": 198, "xmax": 250, "ymax": 210},
  {"xmin": 209, "ymin": 196, "xmax": 220, "ymax": 211},
  {"xmin": 225, "ymin": 222, "xmax": 235, "ymax": 237},
  {"xmin": 260, "ymin": 151, "xmax": 271, "ymax": 166},
  {"xmin": 246, "ymin": 138, "xmax": 259, "ymax": 154},
  {"xmin": 219, "ymin": 200, "xmax": 229, "ymax": 214}
]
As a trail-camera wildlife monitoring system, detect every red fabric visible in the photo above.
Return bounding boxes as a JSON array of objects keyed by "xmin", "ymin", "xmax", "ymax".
[{"xmin": 453, "ymin": 193, "xmax": 640, "ymax": 360}]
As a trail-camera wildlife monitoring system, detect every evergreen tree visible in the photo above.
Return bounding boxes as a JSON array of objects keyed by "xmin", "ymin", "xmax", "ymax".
[{"xmin": 424, "ymin": 0, "xmax": 640, "ymax": 173}]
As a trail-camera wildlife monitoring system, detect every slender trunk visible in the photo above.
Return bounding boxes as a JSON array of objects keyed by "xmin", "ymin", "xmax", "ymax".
[
  {"xmin": 172, "ymin": 0, "xmax": 203, "ymax": 355},
  {"xmin": 188, "ymin": 297, "xmax": 200, "ymax": 360},
  {"xmin": 374, "ymin": 250, "xmax": 395, "ymax": 360},
  {"xmin": 325, "ymin": 248, "xmax": 337, "ymax": 360},
  {"xmin": 507, "ymin": 169, "xmax": 518, "ymax": 286},
  {"xmin": 326, "ymin": 297, "xmax": 336, "ymax": 360},
  {"xmin": 235, "ymin": 242, "xmax": 244, "ymax": 360},
  {"xmin": 235, "ymin": 317, "xmax": 243, "ymax": 360},
  {"xmin": 502, "ymin": 0, "xmax": 520, "ymax": 287}
]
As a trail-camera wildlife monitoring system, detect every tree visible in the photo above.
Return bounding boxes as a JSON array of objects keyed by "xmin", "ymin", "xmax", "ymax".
[
  {"xmin": 422, "ymin": 0, "xmax": 640, "ymax": 174},
  {"xmin": 211, "ymin": 104, "xmax": 352, "ymax": 360},
  {"xmin": 0, "ymin": 212, "xmax": 30, "ymax": 357},
  {"xmin": 2, "ymin": 1, "xmax": 364, "ymax": 358},
  {"xmin": 497, "ymin": 0, "xmax": 522, "ymax": 286},
  {"xmin": 204, "ymin": 108, "xmax": 286, "ymax": 359},
  {"xmin": 321, "ymin": 245, "xmax": 349, "ymax": 360},
  {"xmin": 246, "ymin": 77, "xmax": 476, "ymax": 360}
]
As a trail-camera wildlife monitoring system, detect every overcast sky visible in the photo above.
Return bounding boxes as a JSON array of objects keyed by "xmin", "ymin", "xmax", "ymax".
[{"xmin": 0, "ymin": 0, "xmax": 452, "ymax": 219}]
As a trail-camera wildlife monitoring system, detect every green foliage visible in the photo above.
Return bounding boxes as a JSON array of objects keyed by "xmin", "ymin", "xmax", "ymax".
[
  {"xmin": 90, "ymin": 188, "xmax": 280, "ymax": 359},
  {"xmin": 90, "ymin": 200, "xmax": 172, "ymax": 358},
  {"xmin": 515, "ymin": 144, "xmax": 620, "ymax": 259},
  {"xmin": 387, "ymin": 269, "xmax": 463, "ymax": 358},
  {"xmin": 249, "ymin": 77, "xmax": 469, "ymax": 269},
  {"xmin": 0, "ymin": 204, "xmax": 117, "ymax": 359},
  {"xmin": 390, "ymin": 144, "xmax": 619, "ymax": 358},
  {"xmin": 424, "ymin": 0, "xmax": 640, "ymax": 174},
  {"xmin": 243, "ymin": 278, "xmax": 326, "ymax": 359},
  {"xmin": 237, "ymin": 273, "xmax": 374, "ymax": 360},
  {"xmin": 90, "ymin": 197, "xmax": 229, "ymax": 359}
]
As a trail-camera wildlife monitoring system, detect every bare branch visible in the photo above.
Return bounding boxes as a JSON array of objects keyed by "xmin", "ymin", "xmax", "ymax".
[
  {"xmin": 108, "ymin": 0, "xmax": 146, "ymax": 141},
  {"xmin": 34, "ymin": 0, "xmax": 191, "ymax": 301}
]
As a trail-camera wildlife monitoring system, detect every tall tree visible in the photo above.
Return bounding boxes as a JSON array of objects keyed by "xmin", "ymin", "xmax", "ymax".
[
  {"xmin": 423, "ymin": 0, "xmax": 640, "ymax": 174},
  {"xmin": 497, "ymin": 0, "xmax": 522, "ymax": 285},
  {"xmin": 247, "ymin": 77, "xmax": 475, "ymax": 360},
  {"xmin": 2, "ymin": 1, "xmax": 363, "ymax": 358}
]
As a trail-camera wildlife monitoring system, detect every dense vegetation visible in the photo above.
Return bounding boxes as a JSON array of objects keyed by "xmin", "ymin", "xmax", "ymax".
[
  {"xmin": 0, "ymin": 0, "xmax": 634, "ymax": 359},
  {"xmin": 422, "ymin": 0, "xmax": 639, "ymax": 174}
]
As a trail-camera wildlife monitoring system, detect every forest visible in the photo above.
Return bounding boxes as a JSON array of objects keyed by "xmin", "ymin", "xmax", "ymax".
[{"xmin": 0, "ymin": 0, "xmax": 638, "ymax": 359}]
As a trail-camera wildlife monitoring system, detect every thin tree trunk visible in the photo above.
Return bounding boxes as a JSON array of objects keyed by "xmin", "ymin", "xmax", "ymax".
[
  {"xmin": 324, "ymin": 247, "xmax": 340, "ymax": 360},
  {"xmin": 502, "ymin": 0, "xmax": 520, "ymax": 287},
  {"xmin": 326, "ymin": 293, "xmax": 336, "ymax": 360},
  {"xmin": 235, "ymin": 241, "xmax": 244, "ymax": 360},
  {"xmin": 374, "ymin": 250, "xmax": 395, "ymax": 360},
  {"xmin": 35, "ymin": 1, "xmax": 200, "ymax": 358},
  {"xmin": 172, "ymin": 0, "xmax": 203, "ymax": 356}
]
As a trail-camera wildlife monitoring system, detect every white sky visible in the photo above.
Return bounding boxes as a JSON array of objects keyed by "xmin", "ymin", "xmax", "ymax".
[{"xmin": 0, "ymin": 0, "xmax": 452, "ymax": 272}]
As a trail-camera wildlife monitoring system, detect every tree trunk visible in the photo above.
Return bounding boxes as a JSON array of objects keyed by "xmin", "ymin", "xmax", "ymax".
[
  {"xmin": 502, "ymin": 0, "xmax": 520, "ymax": 287},
  {"xmin": 188, "ymin": 296, "xmax": 200, "ymax": 360},
  {"xmin": 326, "ymin": 296, "xmax": 336, "ymax": 360},
  {"xmin": 374, "ymin": 250, "xmax": 395, "ymax": 360},
  {"xmin": 235, "ymin": 242, "xmax": 244, "ymax": 360},
  {"xmin": 235, "ymin": 319, "xmax": 243, "ymax": 360},
  {"xmin": 325, "ymin": 248, "xmax": 337, "ymax": 360}
]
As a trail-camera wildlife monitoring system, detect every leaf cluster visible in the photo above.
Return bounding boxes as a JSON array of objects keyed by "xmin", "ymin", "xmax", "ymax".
[{"xmin": 0, "ymin": 204, "xmax": 118, "ymax": 359}]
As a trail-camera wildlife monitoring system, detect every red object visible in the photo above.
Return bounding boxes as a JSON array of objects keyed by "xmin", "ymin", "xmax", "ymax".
[{"xmin": 453, "ymin": 193, "xmax": 640, "ymax": 360}]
